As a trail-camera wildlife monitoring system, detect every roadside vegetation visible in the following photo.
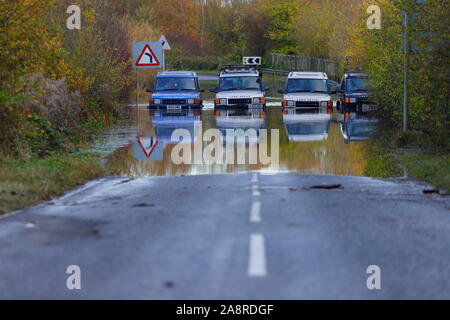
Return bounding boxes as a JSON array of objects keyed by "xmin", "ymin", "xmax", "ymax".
[
  {"xmin": 0, "ymin": 153, "xmax": 104, "ymax": 214},
  {"xmin": 0, "ymin": 0, "xmax": 448, "ymax": 214},
  {"xmin": 0, "ymin": 1, "xmax": 135, "ymax": 213},
  {"xmin": 349, "ymin": 0, "xmax": 449, "ymax": 190}
]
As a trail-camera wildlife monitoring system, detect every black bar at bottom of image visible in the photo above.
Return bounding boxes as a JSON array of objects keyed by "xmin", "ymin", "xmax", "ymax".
[{"xmin": 0, "ymin": 300, "xmax": 445, "ymax": 318}]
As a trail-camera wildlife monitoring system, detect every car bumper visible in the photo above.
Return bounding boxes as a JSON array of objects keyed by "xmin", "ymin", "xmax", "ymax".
[
  {"xmin": 215, "ymin": 103, "xmax": 265, "ymax": 109},
  {"xmin": 148, "ymin": 104, "xmax": 202, "ymax": 109},
  {"xmin": 343, "ymin": 103, "xmax": 377, "ymax": 112}
]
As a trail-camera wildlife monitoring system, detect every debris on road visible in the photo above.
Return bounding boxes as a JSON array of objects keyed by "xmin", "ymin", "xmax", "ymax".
[
  {"xmin": 309, "ymin": 184, "xmax": 343, "ymax": 190},
  {"xmin": 289, "ymin": 184, "xmax": 343, "ymax": 191}
]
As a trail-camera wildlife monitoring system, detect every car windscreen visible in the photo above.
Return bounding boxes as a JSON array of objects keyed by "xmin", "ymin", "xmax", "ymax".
[
  {"xmin": 285, "ymin": 79, "xmax": 328, "ymax": 93},
  {"xmin": 218, "ymin": 76, "xmax": 262, "ymax": 91},
  {"xmin": 347, "ymin": 121, "xmax": 377, "ymax": 137},
  {"xmin": 156, "ymin": 126, "xmax": 195, "ymax": 141},
  {"xmin": 155, "ymin": 77, "xmax": 197, "ymax": 91},
  {"xmin": 346, "ymin": 77, "xmax": 370, "ymax": 92}
]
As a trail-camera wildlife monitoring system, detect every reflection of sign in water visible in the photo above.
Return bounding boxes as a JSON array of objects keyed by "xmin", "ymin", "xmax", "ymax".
[{"xmin": 133, "ymin": 136, "xmax": 163, "ymax": 161}]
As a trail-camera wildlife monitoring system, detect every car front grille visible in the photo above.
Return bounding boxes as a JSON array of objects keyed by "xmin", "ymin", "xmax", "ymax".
[
  {"xmin": 163, "ymin": 99, "xmax": 186, "ymax": 105},
  {"xmin": 228, "ymin": 98, "xmax": 252, "ymax": 105},
  {"xmin": 295, "ymin": 101, "xmax": 320, "ymax": 108},
  {"xmin": 358, "ymin": 98, "xmax": 372, "ymax": 104}
]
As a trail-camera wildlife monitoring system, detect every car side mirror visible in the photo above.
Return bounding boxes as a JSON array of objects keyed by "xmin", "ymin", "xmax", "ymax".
[
  {"xmin": 210, "ymin": 88, "xmax": 218, "ymax": 93},
  {"xmin": 146, "ymin": 88, "xmax": 153, "ymax": 93},
  {"xmin": 278, "ymin": 89, "xmax": 285, "ymax": 94}
]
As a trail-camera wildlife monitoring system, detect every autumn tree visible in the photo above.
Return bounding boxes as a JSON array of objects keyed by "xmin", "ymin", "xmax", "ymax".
[
  {"xmin": 260, "ymin": 0, "xmax": 300, "ymax": 54},
  {"xmin": 349, "ymin": 0, "xmax": 449, "ymax": 148},
  {"xmin": 151, "ymin": 0, "xmax": 201, "ymax": 54}
]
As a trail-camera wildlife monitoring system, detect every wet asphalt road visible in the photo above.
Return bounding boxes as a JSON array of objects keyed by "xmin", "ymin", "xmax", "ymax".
[{"xmin": 0, "ymin": 172, "xmax": 449, "ymax": 299}]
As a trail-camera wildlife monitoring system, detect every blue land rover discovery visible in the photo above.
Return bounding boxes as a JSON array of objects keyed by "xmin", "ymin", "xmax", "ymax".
[
  {"xmin": 147, "ymin": 71, "xmax": 204, "ymax": 110},
  {"xmin": 337, "ymin": 71, "xmax": 377, "ymax": 114}
]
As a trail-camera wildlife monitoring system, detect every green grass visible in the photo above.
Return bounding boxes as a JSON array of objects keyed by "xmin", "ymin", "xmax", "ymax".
[
  {"xmin": 364, "ymin": 139, "xmax": 450, "ymax": 192},
  {"xmin": 0, "ymin": 152, "xmax": 104, "ymax": 214},
  {"xmin": 364, "ymin": 142, "xmax": 404, "ymax": 178},
  {"xmin": 400, "ymin": 151, "xmax": 450, "ymax": 191}
]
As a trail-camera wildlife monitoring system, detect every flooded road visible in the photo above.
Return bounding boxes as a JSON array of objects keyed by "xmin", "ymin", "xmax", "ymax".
[
  {"xmin": 105, "ymin": 73, "xmax": 377, "ymax": 177},
  {"xmin": 106, "ymin": 104, "xmax": 374, "ymax": 177}
]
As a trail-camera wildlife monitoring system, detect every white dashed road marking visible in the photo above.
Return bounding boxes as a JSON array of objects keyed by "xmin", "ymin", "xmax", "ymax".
[
  {"xmin": 252, "ymin": 185, "xmax": 260, "ymax": 196},
  {"xmin": 247, "ymin": 234, "xmax": 267, "ymax": 277},
  {"xmin": 250, "ymin": 201, "xmax": 261, "ymax": 223}
]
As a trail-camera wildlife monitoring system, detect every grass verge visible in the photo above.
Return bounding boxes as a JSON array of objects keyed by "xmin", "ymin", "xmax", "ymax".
[
  {"xmin": 400, "ymin": 151, "xmax": 450, "ymax": 192},
  {"xmin": 0, "ymin": 152, "xmax": 104, "ymax": 214},
  {"xmin": 364, "ymin": 139, "xmax": 449, "ymax": 192}
]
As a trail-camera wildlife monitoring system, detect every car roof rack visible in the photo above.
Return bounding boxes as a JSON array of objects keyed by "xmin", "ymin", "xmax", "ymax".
[
  {"xmin": 219, "ymin": 65, "xmax": 261, "ymax": 76},
  {"xmin": 344, "ymin": 69, "xmax": 369, "ymax": 77}
]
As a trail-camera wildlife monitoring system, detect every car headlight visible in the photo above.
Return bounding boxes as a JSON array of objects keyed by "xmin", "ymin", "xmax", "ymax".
[
  {"xmin": 350, "ymin": 98, "xmax": 356, "ymax": 103},
  {"xmin": 320, "ymin": 101, "xmax": 328, "ymax": 107},
  {"xmin": 188, "ymin": 98, "xmax": 194, "ymax": 104},
  {"xmin": 253, "ymin": 97, "xmax": 266, "ymax": 104},
  {"xmin": 287, "ymin": 100, "xmax": 295, "ymax": 107},
  {"xmin": 220, "ymin": 98, "xmax": 227, "ymax": 105},
  {"xmin": 153, "ymin": 98, "xmax": 161, "ymax": 104}
]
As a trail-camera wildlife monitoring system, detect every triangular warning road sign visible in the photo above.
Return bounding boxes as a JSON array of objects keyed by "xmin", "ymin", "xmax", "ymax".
[
  {"xmin": 159, "ymin": 35, "xmax": 171, "ymax": 50},
  {"xmin": 135, "ymin": 44, "xmax": 160, "ymax": 67},
  {"xmin": 136, "ymin": 135, "xmax": 159, "ymax": 158}
]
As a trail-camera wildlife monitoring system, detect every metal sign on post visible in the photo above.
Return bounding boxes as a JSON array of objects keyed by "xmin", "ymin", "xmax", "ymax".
[
  {"xmin": 159, "ymin": 35, "xmax": 171, "ymax": 50},
  {"xmin": 132, "ymin": 42, "xmax": 165, "ymax": 132},
  {"xmin": 133, "ymin": 42, "xmax": 164, "ymax": 69},
  {"xmin": 243, "ymin": 57, "xmax": 262, "ymax": 65},
  {"xmin": 159, "ymin": 35, "xmax": 171, "ymax": 71}
]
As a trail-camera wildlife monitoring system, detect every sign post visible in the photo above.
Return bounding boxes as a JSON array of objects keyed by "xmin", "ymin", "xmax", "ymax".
[
  {"xmin": 132, "ymin": 41, "xmax": 164, "ymax": 133},
  {"xmin": 402, "ymin": 6, "xmax": 409, "ymax": 132}
]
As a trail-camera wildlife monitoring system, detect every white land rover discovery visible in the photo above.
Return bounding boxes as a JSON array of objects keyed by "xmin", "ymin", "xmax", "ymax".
[
  {"xmin": 211, "ymin": 65, "xmax": 268, "ymax": 108},
  {"xmin": 279, "ymin": 72, "xmax": 335, "ymax": 113}
]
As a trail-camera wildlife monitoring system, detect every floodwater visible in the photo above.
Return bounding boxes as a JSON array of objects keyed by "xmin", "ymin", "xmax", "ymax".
[
  {"xmin": 106, "ymin": 107, "xmax": 376, "ymax": 177},
  {"xmin": 106, "ymin": 75, "xmax": 377, "ymax": 177}
]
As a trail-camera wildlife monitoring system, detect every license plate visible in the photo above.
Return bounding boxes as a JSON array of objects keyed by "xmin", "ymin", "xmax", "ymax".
[
  {"xmin": 362, "ymin": 104, "xmax": 377, "ymax": 112},
  {"xmin": 167, "ymin": 105, "xmax": 182, "ymax": 110}
]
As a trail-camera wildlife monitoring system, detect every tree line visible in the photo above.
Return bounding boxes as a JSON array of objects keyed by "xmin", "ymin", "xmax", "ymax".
[{"xmin": 0, "ymin": 0, "xmax": 448, "ymax": 158}]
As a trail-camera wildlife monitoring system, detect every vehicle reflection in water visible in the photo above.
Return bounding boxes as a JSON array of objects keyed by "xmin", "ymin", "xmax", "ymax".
[
  {"xmin": 106, "ymin": 104, "xmax": 378, "ymax": 177},
  {"xmin": 151, "ymin": 109, "xmax": 201, "ymax": 144},
  {"xmin": 215, "ymin": 107, "xmax": 266, "ymax": 145},
  {"xmin": 340, "ymin": 112, "xmax": 378, "ymax": 144},
  {"xmin": 282, "ymin": 108, "xmax": 331, "ymax": 142}
]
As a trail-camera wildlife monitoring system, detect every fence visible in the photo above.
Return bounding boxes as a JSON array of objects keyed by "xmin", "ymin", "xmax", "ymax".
[{"xmin": 267, "ymin": 53, "xmax": 339, "ymax": 80}]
